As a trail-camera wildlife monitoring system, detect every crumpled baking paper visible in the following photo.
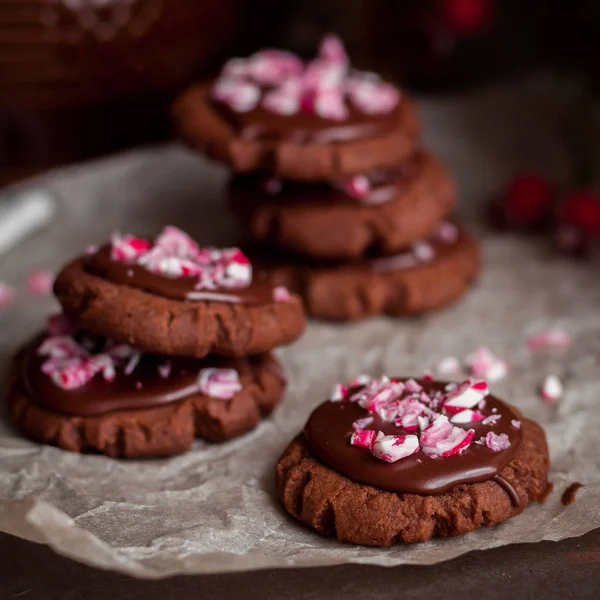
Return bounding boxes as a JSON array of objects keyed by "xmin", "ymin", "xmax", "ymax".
[{"xmin": 1, "ymin": 76, "xmax": 599, "ymax": 579}]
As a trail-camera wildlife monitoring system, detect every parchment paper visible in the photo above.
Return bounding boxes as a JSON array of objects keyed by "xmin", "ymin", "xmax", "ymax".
[{"xmin": 1, "ymin": 76, "xmax": 600, "ymax": 579}]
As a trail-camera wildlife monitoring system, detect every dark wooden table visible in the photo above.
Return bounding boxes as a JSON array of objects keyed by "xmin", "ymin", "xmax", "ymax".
[{"xmin": 1, "ymin": 529, "xmax": 599, "ymax": 599}]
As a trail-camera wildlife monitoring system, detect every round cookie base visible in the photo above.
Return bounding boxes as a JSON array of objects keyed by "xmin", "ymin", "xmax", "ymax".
[
  {"xmin": 276, "ymin": 418, "xmax": 549, "ymax": 546},
  {"xmin": 172, "ymin": 82, "xmax": 421, "ymax": 180},
  {"xmin": 6, "ymin": 353, "xmax": 285, "ymax": 458},
  {"xmin": 229, "ymin": 152, "xmax": 457, "ymax": 261},
  {"xmin": 53, "ymin": 258, "xmax": 306, "ymax": 358},
  {"xmin": 252, "ymin": 230, "xmax": 481, "ymax": 321}
]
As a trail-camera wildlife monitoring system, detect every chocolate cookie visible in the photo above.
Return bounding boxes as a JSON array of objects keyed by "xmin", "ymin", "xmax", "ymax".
[
  {"xmin": 172, "ymin": 37, "xmax": 420, "ymax": 180},
  {"xmin": 6, "ymin": 328, "xmax": 286, "ymax": 458},
  {"xmin": 229, "ymin": 152, "xmax": 456, "ymax": 260},
  {"xmin": 252, "ymin": 222, "xmax": 481, "ymax": 321},
  {"xmin": 53, "ymin": 226, "xmax": 305, "ymax": 358},
  {"xmin": 276, "ymin": 376, "xmax": 549, "ymax": 545}
]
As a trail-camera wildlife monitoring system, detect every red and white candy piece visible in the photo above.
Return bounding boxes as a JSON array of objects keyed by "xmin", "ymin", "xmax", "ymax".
[
  {"xmin": 273, "ymin": 286, "xmax": 291, "ymax": 302},
  {"xmin": 420, "ymin": 415, "xmax": 475, "ymax": 458},
  {"xmin": 482, "ymin": 414, "xmax": 501, "ymax": 426},
  {"xmin": 450, "ymin": 409, "xmax": 486, "ymax": 424},
  {"xmin": 319, "ymin": 34, "xmax": 349, "ymax": 66},
  {"xmin": 247, "ymin": 49, "xmax": 304, "ymax": 86},
  {"xmin": 262, "ymin": 78, "xmax": 302, "ymax": 116},
  {"xmin": 350, "ymin": 428, "xmax": 377, "ymax": 449},
  {"xmin": 111, "ymin": 234, "xmax": 151, "ymax": 262},
  {"xmin": 371, "ymin": 433, "xmax": 419, "ymax": 463},
  {"xmin": 158, "ymin": 360, "xmax": 172, "ymax": 379},
  {"xmin": 212, "ymin": 78, "xmax": 260, "ymax": 113},
  {"xmin": 198, "ymin": 368, "xmax": 242, "ymax": 400},
  {"xmin": 337, "ymin": 175, "xmax": 370, "ymax": 199},
  {"xmin": 443, "ymin": 379, "xmax": 489, "ymax": 414},
  {"xmin": 346, "ymin": 76, "xmax": 400, "ymax": 114},
  {"xmin": 464, "ymin": 347, "xmax": 508, "ymax": 382},
  {"xmin": 412, "ymin": 242, "xmax": 435, "ymax": 263},
  {"xmin": 352, "ymin": 416, "xmax": 374, "ymax": 430},
  {"xmin": 329, "ymin": 383, "xmax": 348, "ymax": 402},
  {"xmin": 527, "ymin": 328, "xmax": 572, "ymax": 350},
  {"xmin": 540, "ymin": 375, "xmax": 563, "ymax": 403},
  {"xmin": 485, "ymin": 431, "xmax": 511, "ymax": 452},
  {"xmin": 511, "ymin": 419, "xmax": 521, "ymax": 429}
]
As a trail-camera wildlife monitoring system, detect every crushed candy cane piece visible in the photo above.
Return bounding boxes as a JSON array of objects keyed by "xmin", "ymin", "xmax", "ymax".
[
  {"xmin": 339, "ymin": 175, "xmax": 370, "ymax": 199},
  {"xmin": 352, "ymin": 416, "xmax": 374, "ymax": 430},
  {"xmin": 371, "ymin": 433, "xmax": 419, "ymax": 463},
  {"xmin": 435, "ymin": 221, "xmax": 459, "ymax": 244},
  {"xmin": 482, "ymin": 414, "xmax": 502, "ymax": 426},
  {"xmin": 350, "ymin": 429, "xmax": 377, "ymax": 449},
  {"xmin": 0, "ymin": 282, "xmax": 15, "ymax": 310},
  {"xmin": 273, "ymin": 286, "xmax": 291, "ymax": 302},
  {"xmin": 85, "ymin": 244, "xmax": 98, "ymax": 255},
  {"xmin": 198, "ymin": 368, "xmax": 242, "ymax": 400},
  {"xmin": 464, "ymin": 347, "xmax": 508, "ymax": 382},
  {"xmin": 350, "ymin": 374, "xmax": 372, "ymax": 387},
  {"xmin": 158, "ymin": 361, "xmax": 172, "ymax": 379},
  {"xmin": 27, "ymin": 269, "xmax": 53, "ymax": 296},
  {"xmin": 330, "ymin": 383, "xmax": 348, "ymax": 402},
  {"xmin": 123, "ymin": 352, "xmax": 141, "ymax": 376},
  {"xmin": 247, "ymin": 49, "xmax": 304, "ymax": 86},
  {"xmin": 212, "ymin": 78, "xmax": 260, "ymax": 112},
  {"xmin": 443, "ymin": 379, "xmax": 489, "ymax": 414},
  {"xmin": 111, "ymin": 234, "xmax": 151, "ymax": 261},
  {"xmin": 418, "ymin": 416, "xmax": 430, "ymax": 431},
  {"xmin": 450, "ymin": 409, "xmax": 486, "ymax": 424},
  {"xmin": 422, "ymin": 371, "xmax": 434, "ymax": 382},
  {"xmin": 412, "ymin": 242, "xmax": 435, "ymax": 262},
  {"xmin": 404, "ymin": 378, "xmax": 422, "ymax": 393},
  {"xmin": 485, "ymin": 431, "xmax": 511, "ymax": 452},
  {"xmin": 420, "ymin": 415, "xmax": 475, "ymax": 458},
  {"xmin": 527, "ymin": 328, "xmax": 572, "ymax": 350},
  {"xmin": 319, "ymin": 34, "xmax": 348, "ymax": 65},
  {"xmin": 511, "ymin": 419, "xmax": 521, "ymax": 429},
  {"xmin": 540, "ymin": 375, "xmax": 563, "ymax": 403}
]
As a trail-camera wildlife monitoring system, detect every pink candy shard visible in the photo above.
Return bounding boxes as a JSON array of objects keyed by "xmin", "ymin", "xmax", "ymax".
[
  {"xmin": 0, "ymin": 282, "xmax": 15, "ymax": 310},
  {"xmin": 350, "ymin": 374, "xmax": 371, "ymax": 387},
  {"xmin": 314, "ymin": 89, "xmax": 349, "ymax": 121},
  {"xmin": 422, "ymin": 371, "xmax": 434, "ymax": 382},
  {"xmin": 511, "ymin": 419, "xmax": 521, "ymax": 429},
  {"xmin": 404, "ymin": 378, "xmax": 423, "ymax": 393},
  {"xmin": 435, "ymin": 221, "xmax": 459, "ymax": 244},
  {"xmin": 371, "ymin": 433, "xmax": 419, "ymax": 463},
  {"xmin": 339, "ymin": 175, "xmax": 370, "ymax": 199},
  {"xmin": 485, "ymin": 431, "xmax": 511, "ymax": 452},
  {"xmin": 247, "ymin": 49, "xmax": 304, "ymax": 85},
  {"xmin": 123, "ymin": 352, "xmax": 141, "ymax": 376},
  {"xmin": 110, "ymin": 233, "xmax": 151, "ymax": 262},
  {"xmin": 540, "ymin": 375, "xmax": 563, "ymax": 403},
  {"xmin": 450, "ymin": 409, "xmax": 486, "ymax": 424},
  {"xmin": 329, "ymin": 383, "xmax": 348, "ymax": 402},
  {"xmin": 158, "ymin": 361, "xmax": 172, "ymax": 379},
  {"xmin": 262, "ymin": 79, "xmax": 302, "ymax": 116},
  {"xmin": 482, "ymin": 414, "xmax": 502, "ymax": 426},
  {"xmin": 527, "ymin": 328, "xmax": 572, "ymax": 350},
  {"xmin": 420, "ymin": 416, "xmax": 475, "ymax": 458},
  {"xmin": 346, "ymin": 75, "xmax": 400, "ymax": 114},
  {"xmin": 273, "ymin": 286, "xmax": 291, "ymax": 302},
  {"xmin": 443, "ymin": 378, "xmax": 489, "ymax": 414},
  {"xmin": 319, "ymin": 34, "xmax": 349, "ymax": 66},
  {"xmin": 350, "ymin": 429, "xmax": 377, "ymax": 449},
  {"xmin": 352, "ymin": 416, "xmax": 374, "ymax": 430},
  {"xmin": 412, "ymin": 242, "xmax": 435, "ymax": 263},
  {"xmin": 436, "ymin": 356, "xmax": 461, "ymax": 376},
  {"xmin": 464, "ymin": 346, "xmax": 508, "ymax": 383},
  {"xmin": 27, "ymin": 269, "xmax": 54, "ymax": 296},
  {"xmin": 198, "ymin": 368, "xmax": 242, "ymax": 400},
  {"xmin": 212, "ymin": 78, "xmax": 260, "ymax": 112}
]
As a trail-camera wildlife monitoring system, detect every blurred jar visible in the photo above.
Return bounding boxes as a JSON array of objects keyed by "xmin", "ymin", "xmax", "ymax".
[{"xmin": 0, "ymin": 0, "xmax": 237, "ymax": 185}]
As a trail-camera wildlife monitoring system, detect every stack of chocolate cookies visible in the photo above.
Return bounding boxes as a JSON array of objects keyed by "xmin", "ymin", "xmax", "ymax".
[
  {"xmin": 6, "ymin": 226, "xmax": 305, "ymax": 458},
  {"xmin": 173, "ymin": 35, "xmax": 481, "ymax": 321}
]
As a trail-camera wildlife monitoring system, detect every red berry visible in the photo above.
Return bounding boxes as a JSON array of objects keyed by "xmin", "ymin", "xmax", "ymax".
[
  {"xmin": 558, "ymin": 191, "xmax": 600, "ymax": 236},
  {"xmin": 442, "ymin": 0, "xmax": 493, "ymax": 34},
  {"xmin": 490, "ymin": 173, "xmax": 554, "ymax": 230}
]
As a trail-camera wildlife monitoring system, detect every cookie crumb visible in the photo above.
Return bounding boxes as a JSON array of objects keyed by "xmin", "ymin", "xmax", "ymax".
[{"xmin": 561, "ymin": 482, "xmax": 583, "ymax": 506}]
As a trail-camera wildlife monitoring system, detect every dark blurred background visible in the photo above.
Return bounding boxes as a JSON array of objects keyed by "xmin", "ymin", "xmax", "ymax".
[{"xmin": 1, "ymin": 0, "xmax": 598, "ymax": 186}]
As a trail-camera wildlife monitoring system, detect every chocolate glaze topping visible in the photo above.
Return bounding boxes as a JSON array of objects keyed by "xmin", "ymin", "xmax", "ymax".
[
  {"xmin": 304, "ymin": 379, "xmax": 522, "ymax": 496},
  {"xmin": 86, "ymin": 246, "xmax": 277, "ymax": 304},
  {"xmin": 230, "ymin": 155, "xmax": 420, "ymax": 208},
  {"xmin": 21, "ymin": 335, "xmax": 270, "ymax": 417},
  {"xmin": 214, "ymin": 94, "xmax": 401, "ymax": 144}
]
